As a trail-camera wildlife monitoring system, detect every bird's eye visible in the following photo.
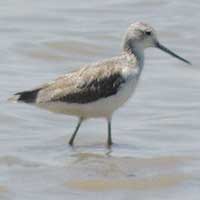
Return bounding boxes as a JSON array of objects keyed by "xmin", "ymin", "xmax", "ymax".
[{"xmin": 145, "ymin": 31, "xmax": 151, "ymax": 36}]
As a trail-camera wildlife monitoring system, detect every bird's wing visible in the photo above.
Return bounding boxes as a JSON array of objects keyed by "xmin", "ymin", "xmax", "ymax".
[{"xmin": 36, "ymin": 58, "xmax": 127, "ymax": 104}]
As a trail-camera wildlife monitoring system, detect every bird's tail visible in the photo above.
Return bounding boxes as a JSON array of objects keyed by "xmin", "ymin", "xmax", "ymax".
[{"xmin": 8, "ymin": 88, "xmax": 41, "ymax": 103}]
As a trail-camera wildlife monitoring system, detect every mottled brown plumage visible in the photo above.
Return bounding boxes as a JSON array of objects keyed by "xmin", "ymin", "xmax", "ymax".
[{"xmin": 15, "ymin": 53, "xmax": 136, "ymax": 104}]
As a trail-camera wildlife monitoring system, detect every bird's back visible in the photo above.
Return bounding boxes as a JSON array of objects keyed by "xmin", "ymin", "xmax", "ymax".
[
  {"xmin": 11, "ymin": 53, "xmax": 138, "ymax": 107},
  {"xmin": 9, "ymin": 54, "xmax": 138, "ymax": 117}
]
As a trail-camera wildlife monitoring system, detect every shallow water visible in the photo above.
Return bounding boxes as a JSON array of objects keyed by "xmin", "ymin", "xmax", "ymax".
[{"xmin": 0, "ymin": 0, "xmax": 200, "ymax": 199}]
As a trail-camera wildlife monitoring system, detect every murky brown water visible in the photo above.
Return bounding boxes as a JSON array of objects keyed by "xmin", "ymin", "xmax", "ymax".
[{"xmin": 0, "ymin": 0, "xmax": 200, "ymax": 199}]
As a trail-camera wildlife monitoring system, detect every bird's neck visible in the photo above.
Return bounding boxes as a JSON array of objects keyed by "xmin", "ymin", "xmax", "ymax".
[{"xmin": 123, "ymin": 41, "xmax": 144, "ymax": 67}]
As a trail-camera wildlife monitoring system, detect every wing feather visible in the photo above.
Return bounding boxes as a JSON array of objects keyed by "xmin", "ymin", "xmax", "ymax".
[{"xmin": 36, "ymin": 58, "xmax": 127, "ymax": 104}]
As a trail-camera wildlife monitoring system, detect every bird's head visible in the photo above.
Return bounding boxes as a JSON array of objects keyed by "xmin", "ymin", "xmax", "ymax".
[{"xmin": 123, "ymin": 22, "xmax": 191, "ymax": 65}]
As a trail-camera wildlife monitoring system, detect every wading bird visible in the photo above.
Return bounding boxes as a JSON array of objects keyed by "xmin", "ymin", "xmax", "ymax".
[{"xmin": 10, "ymin": 22, "xmax": 191, "ymax": 146}]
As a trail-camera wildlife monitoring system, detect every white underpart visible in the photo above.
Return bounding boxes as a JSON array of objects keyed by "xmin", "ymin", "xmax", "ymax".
[{"xmin": 38, "ymin": 65, "xmax": 141, "ymax": 119}]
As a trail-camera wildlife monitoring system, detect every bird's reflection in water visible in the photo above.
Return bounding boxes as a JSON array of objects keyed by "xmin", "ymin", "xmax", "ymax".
[{"xmin": 65, "ymin": 149, "xmax": 193, "ymax": 191}]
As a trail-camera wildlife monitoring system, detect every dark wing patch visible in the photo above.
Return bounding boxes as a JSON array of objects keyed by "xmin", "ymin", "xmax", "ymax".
[
  {"xmin": 52, "ymin": 73, "xmax": 125, "ymax": 104},
  {"xmin": 16, "ymin": 88, "xmax": 42, "ymax": 103}
]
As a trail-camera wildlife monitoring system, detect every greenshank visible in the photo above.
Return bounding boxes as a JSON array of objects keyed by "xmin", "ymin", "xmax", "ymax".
[{"xmin": 10, "ymin": 22, "xmax": 191, "ymax": 146}]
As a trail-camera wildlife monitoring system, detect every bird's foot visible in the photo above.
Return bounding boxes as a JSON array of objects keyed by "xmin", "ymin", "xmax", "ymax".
[
  {"xmin": 68, "ymin": 140, "xmax": 74, "ymax": 146},
  {"xmin": 107, "ymin": 141, "xmax": 113, "ymax": 148}
]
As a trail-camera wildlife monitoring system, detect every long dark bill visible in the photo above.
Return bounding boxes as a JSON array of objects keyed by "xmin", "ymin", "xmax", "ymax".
[{"xmin": 156, "ymin": 42, "xmax": 191, "ymax": 65}]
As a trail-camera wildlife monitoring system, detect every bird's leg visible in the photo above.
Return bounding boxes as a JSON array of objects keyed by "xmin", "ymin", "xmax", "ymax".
[
  {"xmin": 69, "ymin": 117, "xmax": 83, "ymax": 146},
  {"xmin": 107, "ymin": 117, "xmax": 113, "ymax": 147}
]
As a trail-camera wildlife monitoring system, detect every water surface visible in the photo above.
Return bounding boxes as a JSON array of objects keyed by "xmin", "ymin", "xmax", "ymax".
[{"xmin": 0, "ymin": 0, "xmax": 200, "ymax": 199}]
